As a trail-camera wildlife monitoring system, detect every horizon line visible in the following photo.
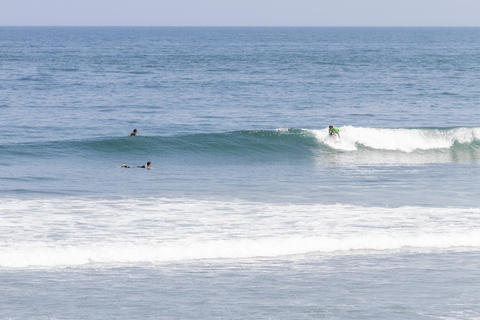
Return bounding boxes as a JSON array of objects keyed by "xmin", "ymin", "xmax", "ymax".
[{"xmin": 1, "ymin": 25, "xmax": 480, "ymax": 28}]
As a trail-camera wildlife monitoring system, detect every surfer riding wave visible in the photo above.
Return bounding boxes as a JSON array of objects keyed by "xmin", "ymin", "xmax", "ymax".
[{"xmin": 329, "ymin": 125, "xmax": 340, "ymax": 138}]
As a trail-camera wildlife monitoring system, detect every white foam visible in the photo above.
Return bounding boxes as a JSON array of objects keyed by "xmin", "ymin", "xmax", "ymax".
[
  {"xmin": 310, "ymin": 126, "xmax": 480, "ymax": 152},
  {"xmin": 3, "ymin": 232, "xmax": 480, "ymax": 268},
  {"xmin": 1, "ymin": 198, "xmax": 480, "ymax": 268}
]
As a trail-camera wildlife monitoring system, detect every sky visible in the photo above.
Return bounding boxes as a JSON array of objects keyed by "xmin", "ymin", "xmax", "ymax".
[{"xmin": 1, "ymin": 0, "xmax": 480, "ymax": 27}]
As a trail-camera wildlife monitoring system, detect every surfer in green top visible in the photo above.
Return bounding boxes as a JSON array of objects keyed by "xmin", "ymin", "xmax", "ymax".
[{"xmin": 329, "ymin": 125, "xmax": 340, "ymax": 138}]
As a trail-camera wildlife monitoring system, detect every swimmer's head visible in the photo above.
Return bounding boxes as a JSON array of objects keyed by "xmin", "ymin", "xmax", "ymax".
[
  {"xmin": 133, "ymin": 129, "xmax": 137, "ymax": 133},
  {"xmin": 146, "ymin": 161, "xmax": 151, "ymax": 168}
]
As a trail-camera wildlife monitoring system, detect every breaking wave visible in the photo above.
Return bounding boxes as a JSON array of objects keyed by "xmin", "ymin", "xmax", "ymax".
[
  {"xmin": 1, "ymin": 127, "xmax": 479, "ymax": 163},
  {"xmin": 311, "ymin": 126, "xmax": 480, "ymax": 152},
  {"xmin": 1, "ymin": 197, "xmax": 480, "ymax": 268}
]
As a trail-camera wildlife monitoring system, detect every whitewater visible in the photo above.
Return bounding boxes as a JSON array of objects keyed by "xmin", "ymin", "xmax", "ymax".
[
  {"xmin": 312, "ymin": 126, "xmax": 480, "ymax": 152},
  {"xmin": 2, "ymin": 197, "xmax": 480, "ymax": 268}
]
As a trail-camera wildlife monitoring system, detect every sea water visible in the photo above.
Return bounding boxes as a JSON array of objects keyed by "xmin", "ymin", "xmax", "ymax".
[{"xmin": 1, "ymin": 27, "xmax": 480, "ymax": 319}]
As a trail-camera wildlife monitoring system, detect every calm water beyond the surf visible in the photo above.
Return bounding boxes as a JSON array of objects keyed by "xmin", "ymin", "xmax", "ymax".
[{"xmin": 1, "ymin": 27, "xmax": 480, "ymax": 319}]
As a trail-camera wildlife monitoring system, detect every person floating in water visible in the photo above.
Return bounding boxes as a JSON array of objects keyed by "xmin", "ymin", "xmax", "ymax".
[
  {"xmin": 329, "ymin": 125, "xmax": 340, "ymax": 138},
  {"xmin": 137, "ymin": 161, "xmax": 152, "ymax": 169},
  {"xmin": 129, "ymin": 128, "xmax": 138, "ymax": 136},
  {"xmin": 121, "ymin": 161, "xmax": 151, "ymax": 169}
]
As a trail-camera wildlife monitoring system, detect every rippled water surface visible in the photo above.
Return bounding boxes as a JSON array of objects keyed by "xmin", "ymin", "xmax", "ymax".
[{"xmin": 1, "ymin": 27, "xmax": 480, "ymax": 319}]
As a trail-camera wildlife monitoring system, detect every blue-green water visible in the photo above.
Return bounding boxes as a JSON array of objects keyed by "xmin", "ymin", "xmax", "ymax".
[{"xmin": 1, "ymin": 27, "xmax": 480, "ymax": 319}]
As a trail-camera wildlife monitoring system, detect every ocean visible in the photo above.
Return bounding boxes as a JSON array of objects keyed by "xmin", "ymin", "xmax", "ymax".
[{"xmin": 1, "ymin": 27, "xmax": 480, "ymax": 319}]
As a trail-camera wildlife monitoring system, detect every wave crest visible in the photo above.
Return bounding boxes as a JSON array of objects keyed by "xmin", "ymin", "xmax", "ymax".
[
  {"xmin": 1, "ymin": 127, "xmax": 479, "ymax": 163},
  {"xmin": 311, "ymin": 126, "xmax": 480, "ymax": 152}
]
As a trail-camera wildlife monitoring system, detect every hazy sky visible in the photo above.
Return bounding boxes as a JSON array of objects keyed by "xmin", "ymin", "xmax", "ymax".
[{"xmin": 2, "ymin": 0, "xmax": 480, "ymax": 26}]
